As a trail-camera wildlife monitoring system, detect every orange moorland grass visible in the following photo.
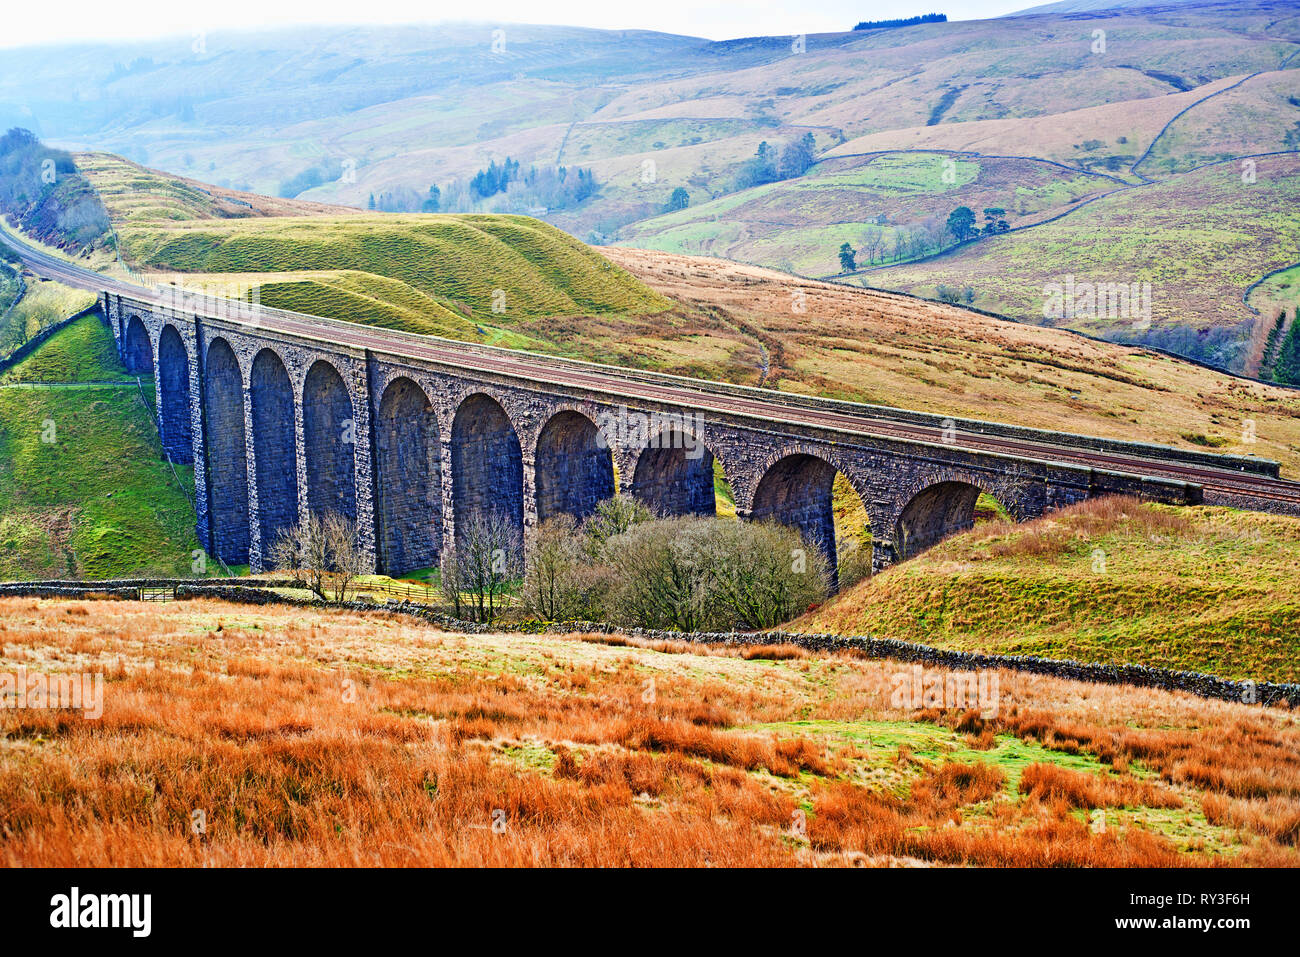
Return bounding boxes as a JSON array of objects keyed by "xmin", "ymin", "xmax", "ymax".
[{"xmin": 1, "ymin": 596, "xmax": 1298, "ymax": 867}]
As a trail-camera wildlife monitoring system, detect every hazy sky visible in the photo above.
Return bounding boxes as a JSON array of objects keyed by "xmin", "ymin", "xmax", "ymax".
[{"xmin": 1, "ymin": 0, "xmax": 1035, "ymax": 49}]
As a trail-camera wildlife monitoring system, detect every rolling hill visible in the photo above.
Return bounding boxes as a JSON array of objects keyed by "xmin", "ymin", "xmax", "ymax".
[
  {"xmin": 795, "ymin": 496, "xmax": 1300, "ymax": 683},
  {"xmin": 3, "ymin": 2, "xmax": 1297, "ymax": 372}
]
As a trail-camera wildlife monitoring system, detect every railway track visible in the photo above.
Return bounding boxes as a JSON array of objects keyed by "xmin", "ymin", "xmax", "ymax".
[{"xmin": 9, "ymin": 229, "xmax": 1300, "ymax": 511}]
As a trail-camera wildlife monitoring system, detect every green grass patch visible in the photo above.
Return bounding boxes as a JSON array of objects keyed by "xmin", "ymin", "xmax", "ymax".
[{"xmin": 0, "ymin": 315, "xmax": 202, "ymax": 578}]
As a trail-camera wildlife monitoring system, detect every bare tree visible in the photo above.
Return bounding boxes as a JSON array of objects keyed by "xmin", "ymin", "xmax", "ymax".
[
  {"xmin": 269, "ymin": 512, "xmax": 330, "ymax": 599},
  {"xmin": 269, "ymin": 511, "xmax": 363, "ymax": 602},
  {"xmin": 522, "ymin": 515, "xmax": 584, "ymax": 620},
  {"xmin": 322, "ymin": 512, "xmax": 364, "ymax": 602},
  {"xmin": 443, "ymin": 512, "xmax": 523, "ymax": 623}
]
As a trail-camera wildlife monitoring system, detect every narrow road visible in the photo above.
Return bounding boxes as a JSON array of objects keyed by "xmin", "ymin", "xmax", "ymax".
[{"xmin": 6, "ymin": 227, "xmax": 1300, "ymax": 511}]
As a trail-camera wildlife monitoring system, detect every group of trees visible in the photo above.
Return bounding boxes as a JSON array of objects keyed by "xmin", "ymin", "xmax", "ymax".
[
  {"xmin": 267, "ymin": 496, "xmax": 838, "ymax": 631},
  {"xmin": 835, "ymin": 205, "xmax": 1012, "ymax": 273},
  {"xmin": 366, "ymin": 186, "xmax": 440, "ymax": 213},
  {"xmin": 517, "ymin": 498, "xmax": 831, "ymax": 632},
  {"xmin": 664, "ymin": 187, "xmax": 690, "ymax": 213},
  {"xmin": 946, "ymin": 206, "xmax": 1010, "ymax": 242},
  {"xmin": 1270, "ymin": 310, "xmax": 1300, "ymax": 385},
  {"xmin": 466, "ymin": 157, "xmax": 597, "ymax": 211},
  {"xmin": 735, "ymin": 133, "xmax": 818, "ymax": 190},
  {"xmin": 0, "ymin": 128, "xmax": 109, "ymax": 253},
  {"xmin": 853, "ymin": 13, "xmax": 946, "ymax": 31},
  {"xmin": 469, "ymin": 157, "xmax": 521, "ymax": 200},
  {"xmin": 935, "ymin": 284, "xmax": 976, "ymax": 305}
]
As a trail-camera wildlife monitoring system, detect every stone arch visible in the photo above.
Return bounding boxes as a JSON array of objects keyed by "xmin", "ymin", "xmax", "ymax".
[
  {"xmin": 535, "ymin": 409, "xmax": 615, "ymax": 525},
  {"xmin": 250, "ymin": 348, "xmax": 299, "ymax": 560},
  {"xmin": 157, "ymin": 324, "xmax": 192, "ymax": 464},
  {"xmin": 303, "ymin": 360, "xmax": 358, "ymax": 522},
  {"xmin": 124, "ymin": 315, "xmax": 153, "ymax": 375},
  {"xmin": 751, "ymin": 453, "xmax": 840, "ymax": 570},
  {"xmin": 893, "ymin": 475, "xmax": 1013, "ymax": 561},
  {"xmin": 376, "ymin": 376, "xmax": 443, "ymax": 574},
  {"xmin": 629, "ymin": 424, "xmax": 717, "ymax": 518},
  {"xmin": 749, "ymin": 449, "xmax": 874, "ymax": 586},
  {"xmin": 204, "ymin": 338, "xmax": 249, "ymax": 565},
  {"xmin": 451, "ymin": 392, "xmax": 523, "ymax": 547}
]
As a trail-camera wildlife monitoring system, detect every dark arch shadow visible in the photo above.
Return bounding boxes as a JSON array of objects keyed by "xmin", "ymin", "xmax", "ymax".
[
  {"xmin": 751, "ymin": 453, "xmax": 840, "ymax": 571},
  {"xmin": 451, "ymin": 393, "xmax": 523, "ymax": 548},
  {"xmin": 895, "ymin": 480, "xmax": 1005, "ymax": 561},
  {"xmin": 124, "ymin": 315, "xmax": 152, "ymax": 375},
  {"xmin": 303, "ymin": 360, "xmax": 357, "ymax": 522},
  {"xmin": 157, "ymin": 325, "xmax": 192, "ymax": 464},
  {"xmin": 535, "ymin": 410, "xmax": 614, "ymax": 525},
  {"xmin": 204, "ymin": 338, "xmax": 249, "ymax": 565},
  {"xmin": 251, "ymin": 349, "xmax": 299, "ymax": 560},
  {"xmin": 376, "ymin": 377, "xmax": 443, "ymax": 574},
  {"xmin": 630, "ymin": 429, "xmax": 716, "ymax": 517}
]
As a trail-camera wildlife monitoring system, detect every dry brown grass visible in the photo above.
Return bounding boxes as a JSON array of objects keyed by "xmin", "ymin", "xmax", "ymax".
[
  {"xmin": 1, "ymin": 596, "xmax": 1297, "ymax": 867},
  {"xmin": 603, "ymin": 247, "xmax": 1300, "ymax": 476}
]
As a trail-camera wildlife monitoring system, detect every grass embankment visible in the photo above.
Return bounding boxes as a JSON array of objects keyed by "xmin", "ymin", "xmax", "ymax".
[
  {"xmin": 799, "ymin": 497, "xmax": 1300, "ymax": 683},
  {"xmin": 0, "ymin": 276, "xmax": 97, "ymax": 360},
  {"xmin": 110, "ymin": 210, "xmax": 671, "ymax": 332},
  {"xmin": 0, "ymin": 312, "xmax": 201, "ymax": 578},
  {"xmin": 2, "ymin": 595, "xmax": 1296, "ymax": 866}
]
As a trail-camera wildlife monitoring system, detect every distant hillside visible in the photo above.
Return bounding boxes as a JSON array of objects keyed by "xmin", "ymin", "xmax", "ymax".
[
  {"xmin": 618, "ymin": 152, "xmax": 1115, "ymax": 276},
  {"xmin": 862, "ymin": 153, "xmax": 1300, "ymax": 370},
  {"xmin": 3, "ymin": 4, "xmax": 1297, "ymax": 372},
  {"xmin": 0, "ymin": 310, "xmax": 202, "ymax": 577}
]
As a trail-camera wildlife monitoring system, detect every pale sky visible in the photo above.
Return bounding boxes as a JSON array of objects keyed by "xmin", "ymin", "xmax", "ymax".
[{"xmin": 0, "ymin": 0, "xmax": 1035, "ymax": 49}]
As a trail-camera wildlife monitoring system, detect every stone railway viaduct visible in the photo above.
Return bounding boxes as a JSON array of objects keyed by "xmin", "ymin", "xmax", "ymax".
[{"xmin": 103, "ymin": 290, "xmax": 1204, "ymax": 579}]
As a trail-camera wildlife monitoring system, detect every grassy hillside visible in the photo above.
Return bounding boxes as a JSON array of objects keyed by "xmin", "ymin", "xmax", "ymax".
[
  {"xmin": 606, "ymin": 248, "xmax": 1300, "ymax": 476},
  {"xmin": 0, "ymin": 312, "xmax": 202, "ymax": 578},
  {"xmin": 797, "ymin": 497, "xmax": 1300, "ymax": 683},
  {"xmin": 861, "ymin": 154, "xmax": 1300, "ymax": 370},
  {"xmin": 112, "ymin": 209, "xmax": 670, "ymax": 325},
  {"xmin": 619, "ymin": 153, "xmax": 1114, "ymax": 275}
]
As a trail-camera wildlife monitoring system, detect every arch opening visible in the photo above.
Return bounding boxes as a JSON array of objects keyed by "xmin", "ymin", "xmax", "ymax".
[
  {"xmin": 751, "ymin": 453, "xmax": 839, "ymax": 570},
  {"xmin": 376, "ymin": 377, "xmax": 443, "ymax": 574},
  {"xmin": 124, "ymin": 315, "xmax": 153, "ymax": 375},
  {"xmin": 303, "ymin": 360, "xmax": 357, "ymax": 523},
  {"xmin": 895, "ymin": 480, "xmax": 1006, "ymax": 561},
  {"xmin": 157, "ymin": 325, "xmax": 192, "ymax": 464},
  {"xmin": 630, "ymin": 430, "xmax": 716, "ymax": 518},
  {"xmin": 204, "ymin": 338, "xmax": 249, "ymax": 565},
  {"xmin": 251, "ymin": 349, "xmax": 299, "ymax": 561},
  {"xmin": 535, "ymin": 410, "xmax": 614, "ymax": 525},
  {"xmin": 451, "ymin": 393, "xmax": 523, "ymax": 549},
  {"xmin": 751, "ymin": 453, "xmax": 872, "ymax": 588}
]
